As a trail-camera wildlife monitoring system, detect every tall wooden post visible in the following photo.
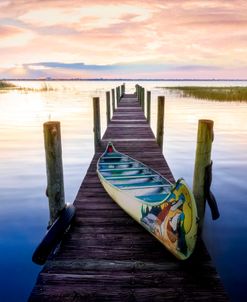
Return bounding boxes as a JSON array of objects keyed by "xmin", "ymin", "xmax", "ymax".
[
  {"xmin": 121, "ymin": 84, "xmax": 124, "ymax": 97},
  {"xmin": 115, "ymin": 87, "xmax": 118, "ymax": 106},
  {"xmin": 111, "ymin": 88, "xmax": 115, "ymax": 112},
  {"xmin": 43, "ymin": 121, "xmax": 65, "ymax": 227},
  {"xmin": 93, "ymin": 97, "xmax": 101, "ymax": 151},
  {"xmin": 116, "ymin": 86, "xmax": 120, "ymax": 106},
  {"xmin": 141, "ymin": 87, "xmax": 145, "ymax": 112},
  {"xmin": 156, "ymin": 96, "xmax": 165, "ymax": 150},
  {"xmin": 138, "ymin": 86, "xmax": 141, "ymax": 103},
  {"xmin": 106, "ymin": 91, "xmax": 111, "ymax": 125},
  {"xmin": 147, "ymin": 91, "xmax": 151, "ymax": 124},
  {"xmin": 193, "ymin": 120, "xmax": 214, "ymax": 230},
  {"xmin": 118, "ymin": 86, "xmax": 121, "ymax": 102}
]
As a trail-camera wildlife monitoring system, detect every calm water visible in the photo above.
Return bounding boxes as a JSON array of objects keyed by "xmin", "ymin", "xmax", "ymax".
[{"xmin": 0, "ymin": 80, "xmax": 246, "ymax": 301}]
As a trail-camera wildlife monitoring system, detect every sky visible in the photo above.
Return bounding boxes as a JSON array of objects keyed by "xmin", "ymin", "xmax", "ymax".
[{"xmin": 0, "ymin": 0, "xmax": 247, "ymax": 79}]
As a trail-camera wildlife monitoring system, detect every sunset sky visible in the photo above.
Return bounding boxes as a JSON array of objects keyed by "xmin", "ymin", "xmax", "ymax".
[{"xmin": 1, "ymin": 0, "xmax": 247, "ymax": 79}]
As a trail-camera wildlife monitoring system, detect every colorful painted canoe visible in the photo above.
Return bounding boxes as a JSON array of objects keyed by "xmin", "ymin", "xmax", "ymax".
[{"xmin": 97, "ymin": 143, "xmax": 198, "ymax": 260}]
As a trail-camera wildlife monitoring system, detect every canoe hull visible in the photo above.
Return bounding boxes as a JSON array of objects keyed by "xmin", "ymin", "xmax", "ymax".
[{"xmin": 97, "ymin": 143, "xmax": 198, "ymax": 260}]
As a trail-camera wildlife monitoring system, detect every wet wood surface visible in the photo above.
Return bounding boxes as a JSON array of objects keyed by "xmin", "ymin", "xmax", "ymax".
[{"xmin": 29, "ymin": 93, "xmax": 228, "ymax": 301}]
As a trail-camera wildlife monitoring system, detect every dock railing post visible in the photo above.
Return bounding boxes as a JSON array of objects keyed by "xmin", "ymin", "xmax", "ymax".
[
  {"xmin": 193, "ymin": 119, "xmax": 214, "ymax": 230},
  {"xmin": 43, "ymin": 121, "xmax": 65, "ymax": 227},
  {"xmin": 93, "ymin": 97, "xmax": 101, "ymax": 151},
  {"xmin": 106, "ymin": 91, "xmax": 111, "ymax": 125},
  {"xmin": 111, "ymin": 88, "xmax": 115, "ymax": 112},
  {"xmin": 147, "ymin": 91, "xmax": 151, "ymax": 124},
  {"xmin": 156, "ymin": 96, "xmax": 165, "ymax": 150}
]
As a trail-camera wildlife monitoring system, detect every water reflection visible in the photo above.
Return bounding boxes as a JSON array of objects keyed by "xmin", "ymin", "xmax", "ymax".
[{"xmin": 0, "ymin": 81, "xmax": 246, "ymax": 301}]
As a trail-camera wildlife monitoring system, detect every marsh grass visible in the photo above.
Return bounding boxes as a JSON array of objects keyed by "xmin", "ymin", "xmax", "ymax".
[
  {"xmin": 0, "ymin": 81, "xmax": 16, "ymax": 89},
  {"xmin": 165, "ymin": 86, "xmax": 247, "ymax": 101},
  {"xmin": 0, "ymin": 81, "xmax": 55, "ymax": 92}
]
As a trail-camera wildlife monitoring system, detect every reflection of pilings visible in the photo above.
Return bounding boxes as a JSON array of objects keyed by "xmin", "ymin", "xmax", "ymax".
[
  {"xmin": 193, "ymin": 119, "xmax": 214, "ymax": 230},
  {"xmin": 93, "ymin": 97, "xmax": 101, "ymax": 152},
  {"xmin": 106, "ymin": 91, "xmax": 111, "ymax": 125},
  {"xmin": 43, "ymin": 121, "xmax": 65, "ymax": 227},
  {"xmin": 156, "ymin": 96, "xmax": 165, "ymax": 150},
  {"xmin": 147, "ymin": 91, "xmax": 151, "ymax": 125}
]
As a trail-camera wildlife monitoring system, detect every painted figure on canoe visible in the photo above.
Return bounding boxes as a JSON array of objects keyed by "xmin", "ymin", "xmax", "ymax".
[
  {"xmin": 97, "ymin": 143, "xmax": 198, "ymax": 260},
  {"xmin": 141, "ymin": 180, "xmax": 189, "ymax": 256}
]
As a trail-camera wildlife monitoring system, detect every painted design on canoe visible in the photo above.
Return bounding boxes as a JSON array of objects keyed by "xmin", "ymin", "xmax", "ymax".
[{"xmin": 97, "ymin": 142, "xmax": 198, "ymax": 260}]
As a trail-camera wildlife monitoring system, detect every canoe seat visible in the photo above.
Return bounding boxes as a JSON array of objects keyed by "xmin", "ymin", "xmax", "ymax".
[
  {"xmin": 99, "ymin": 161, "xmax": 134, "ymax": 165},
  {"xmin": 105, "ymin": 174, "xmax": 157, "ymax": 180},
  {"xmin": 115, "ymin": 181, "xmax": 170, "ymax": 190},
  {"xmin": 102, "ymin": 156, "xmax": 125, "ymax": 160},
  {"xmin": 136, "ymin": 193, "xmax": 168, "ymax": 203},
  {"xmin": 100, "ymin": 167, "xmax": 146, "ymax": 172}
]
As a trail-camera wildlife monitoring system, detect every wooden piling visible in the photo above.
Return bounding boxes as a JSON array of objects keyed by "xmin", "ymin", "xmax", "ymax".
[
  {"xmin": 147, "ymin": 91, "xmax": 151, "ymax": 124},
  {"xmin": 136, "ymin": 85, "xmax": 139, "ymax": 101},
  {"xmin": 93, "ymin": 97, "xmax": 101, "ymax": 151},
  {"xmin": 116, "ymin": 86, "xmax": 120, "ymax": 106},
  {"xmin": 137, "ymin": 85, "xmax": 141, "ymax": 103},
  {"xmin": 121, "ymin": 84, "xmax": 124, "ymax": 97},
  {"xmin": 141, "ymin": 87, "xmax": 145, "ymax": 112},
  {"xmin": 156, "ymin": 96, "xmax": 165, "ymax": 150},
  {"xmin": 43, "ymin": 121, "xmax": 65, "ymax": 227},
  {"xmin": 193, "ymin": 119, "xmax": 214, "ymax": 230},
  {"xmin": 106, "ymin": 91, "xmax": 111, "ymax": 125},
  {"xmin": 111, "ymin": 89, "xmax": 115, "ymax": 112}
]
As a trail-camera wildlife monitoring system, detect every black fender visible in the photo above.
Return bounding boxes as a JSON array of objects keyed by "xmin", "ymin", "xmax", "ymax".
[
  {"xmin": 205, "ymin": 161, "xmax": 220, "ymax": 220},
  {"xmin": 32, "ymin": 204, "xmax": 76, "ymax": 265}
]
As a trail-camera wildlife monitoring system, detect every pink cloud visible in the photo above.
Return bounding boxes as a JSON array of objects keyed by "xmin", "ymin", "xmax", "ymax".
[
  {"xmin": 0, "ymin": 25, "xmax": 22, "ymax": 38},
  {"xmin": 0, "ymin": 0, "xmax": 247, "ymax": 78}
]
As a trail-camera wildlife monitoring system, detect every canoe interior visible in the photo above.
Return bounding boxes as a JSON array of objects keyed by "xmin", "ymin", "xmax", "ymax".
[{"xmin": 98, "ymin": 144, "xmax": 172, "ymax": 201}]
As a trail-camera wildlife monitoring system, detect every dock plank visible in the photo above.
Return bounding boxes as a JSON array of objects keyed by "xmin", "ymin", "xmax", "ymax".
[{"xmin": 29, "ymin": 93, "xmax": 228, "ymax": 301}]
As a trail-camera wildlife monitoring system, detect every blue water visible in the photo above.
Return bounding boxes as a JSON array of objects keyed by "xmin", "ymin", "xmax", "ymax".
[{"xmin": 0, "ymin": 80, "xmax": 246, "ymax": 301}]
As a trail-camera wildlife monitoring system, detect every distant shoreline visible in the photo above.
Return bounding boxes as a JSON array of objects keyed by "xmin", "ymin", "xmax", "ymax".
[{"xmin": 1, "ymin": 78, "xmax": 247, "ymax": 82}]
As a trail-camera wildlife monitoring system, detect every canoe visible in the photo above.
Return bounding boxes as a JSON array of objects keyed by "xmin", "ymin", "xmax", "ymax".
[{"xmin": 97, "ymin": 143, "xmax": 198, "ymax": 260}]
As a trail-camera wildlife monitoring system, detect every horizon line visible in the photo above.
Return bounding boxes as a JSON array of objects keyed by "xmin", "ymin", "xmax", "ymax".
[{"xmin": 1, "ymin": 78, "xmax": 247, "ymax": 81}]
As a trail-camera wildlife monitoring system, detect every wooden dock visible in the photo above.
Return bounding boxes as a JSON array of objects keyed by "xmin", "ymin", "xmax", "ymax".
[{"xmin": 29, "ymin": 93, "xmax": 228, "ymax": 301}]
